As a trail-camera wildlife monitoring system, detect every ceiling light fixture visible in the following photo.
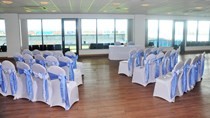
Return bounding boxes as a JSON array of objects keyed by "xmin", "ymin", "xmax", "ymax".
[
  {"xmin": 40, "ymin": 1, "xmax": 48, "ymax": 5},
  {"xmin": 25, "ymin": 10, "xmax": 31, "ymax": 12},
  {"xmin": 2, "ymin": 0, "xmax": 13, "ymax": 4},
  {"xmin": 141, "ymin": 4, "xmax": 149, "ymax": 7},
  {"xmin": 195, "ymin": 6, "xmax": 203, "ymax": 9},
  {"xmin": 167, "ymin": 12, "xmax": 172, "ymax": 15},
  {"xmin": 51, "ymin": 10, "xmax": 56, "ymax": 12}
]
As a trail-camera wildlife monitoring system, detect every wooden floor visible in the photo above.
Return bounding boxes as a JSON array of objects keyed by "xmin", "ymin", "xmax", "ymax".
[{"xmin": 0, "ymin": 53, "xmax": 210, "ymax": 118}]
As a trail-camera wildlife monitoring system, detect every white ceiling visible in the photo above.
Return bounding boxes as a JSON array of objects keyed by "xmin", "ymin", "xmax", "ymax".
[{"xmin": 1, "ymin": 0, "xmax": 210, "ymax": 16}]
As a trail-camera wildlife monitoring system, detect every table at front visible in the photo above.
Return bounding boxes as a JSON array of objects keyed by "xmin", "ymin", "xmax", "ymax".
[{"xmin": 108, "ymin": 45, "xmax": 140, "ymax": 60}]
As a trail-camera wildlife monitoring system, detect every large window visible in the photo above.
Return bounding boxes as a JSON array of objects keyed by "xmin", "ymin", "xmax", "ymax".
[
  {"xmin": 27, "ymin": 20, "xmax": 42, "ymax": 45},
  {"xmin": 147, "ymin": 20, "xmax": 158, "ymax": 47},
  {"xmin": 0, "ymin": 19, "xmax": 7, "ymax": 52},
  {"xmin": 159, "ymin": 20, "xmax": 173, "ymax": 47},
  {"xmin": 81, "ymin": 19, "xmax": 130, "ymax": 49},
  {"xmin": 116, "ymin": 19, "xmax": 128, "ymax": 43},
  {"xmin": 27, "ymin": 19, "xmax": 62, "ymax": 50},
  {"xmin": 81, "ymin": 19, "xmax": 96, "ymax": 49},
  {"xmin": 198, "ymin": 21, "xmax": 210, "ymax": 42},
  {"xmin": 187, "ymin": 21, "xmax": 197, "ymax": 42}
]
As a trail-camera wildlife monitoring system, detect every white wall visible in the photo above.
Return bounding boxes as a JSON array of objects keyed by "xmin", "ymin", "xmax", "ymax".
[{"xmin": 0, "ymin": 14, "xmax": 21, "ymax": 57}]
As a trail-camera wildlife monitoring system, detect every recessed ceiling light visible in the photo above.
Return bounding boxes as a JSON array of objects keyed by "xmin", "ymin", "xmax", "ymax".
[
  {"xmin": 112, "ymin": 2, "xmax": 120, "ymax": 6},
  {"xmin": 51, "ymin": 10, "xmax": 56, "ymax": 12},
  {"xmin": 2, "ymin": 0, "xmax": 13, "ymax": 4},
  {"xmin": 167, "ymin": 12, "xmax": 172, "ymax": 15},
  {"xmin": 103, "ymin": 10, "xmax": 107, "ymax": 13},
  {"xmin": 123, "ymin": 8, "xmax": 128, "ymax": 10},
  {"xmin": 141, "ymin": 4, "xmax": 150, "ymax": 7},
  {"xmin": 195, "ymin": 7, "xmax": 203, "ymax": 9},
  {"xmin": 40, "ymin": 1, "xmax": 48, "ymax": 5},
  {"xmin": 25, "ymin": 10, "xmax": 31, "ymax": 12}
]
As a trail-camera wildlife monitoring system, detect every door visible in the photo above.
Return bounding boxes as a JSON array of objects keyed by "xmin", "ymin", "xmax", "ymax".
[
  {"xmin": 173, "ymin": 21, "xmax": 184, "ymax": 53},
  {"xmin": 62, "ymin": 19, "xmax": 79, "ymax": 55}
]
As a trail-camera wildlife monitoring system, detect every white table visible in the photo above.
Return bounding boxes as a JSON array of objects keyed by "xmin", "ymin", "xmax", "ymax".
[{"xmin": 108, "ymin": 45, "xmax": 140, "ymax": 60}]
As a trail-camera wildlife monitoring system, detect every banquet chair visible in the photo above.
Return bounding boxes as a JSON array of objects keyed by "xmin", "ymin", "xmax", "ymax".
[
  {"xmin": 179, "ymin": 58, "xmax": 191, "ymax": 96},
  {"xmin": 154, "ymin": 52, "xmax": 165, "ymax": 78},
  {"xmin": 153, "ymin": 61, "xmax": 184, "ymax": 102},
  {"xmin": 23, "ymin": 53, "xmax": 35, "ymax": 67},
  {"xmin": 0, "ymin": 61, "xmax": 18, "ymax": 97},
  {"xmin": 22, "ymin": 49, "xmax": 33, "ymax": 56},
  {"xmin": 13, "ymin": 53, "xmax": 24, "ymax": 63},
  {"xmin": 118, "ymin": 49, "xmax": 137, "ymax": 77},
  {"xmin": 144, "ymin": 48, "xmax": 152, "ymax": 58},
  {"xmin": 45, "ymin": 56, "xmax": 59, "ymax": 67},
  {"xmin": 15, "ymin": 62, "xmax": 34, "ymax": 101},
  {"xmin": 34, "ymin": 54, "xmax": 46, "ymax": 67},
  {"xmin": 47, "ymin": 66, "xmax": 79, "ymax": 110},
  {"xmin": 43, "ymin": 51, "xmax": 53, "ymax": 58},
  {"xmin": 31, "ymin": 64, "xmax": 49, "ymax": 104},
  {"xmin": 53, "ymin": 51, "xmax": 64, "ymax": 59},
  {"xmin": 132, "ymin": 53, "xmax": 156, "ymax": 86},
  {"xmin": 33, "ymin": 49, "xmax": 42, "ymax": 56},
  {"xmin": 65, "ymin": 51, "xmax": 84, "ymax": 75},
  {"xmin": 58, "ymin": 56, "xmax": 82, "ymax": 86},
  {"xmin": 188, "ymin": 56, "xmax": 199, "ymax": 91}
]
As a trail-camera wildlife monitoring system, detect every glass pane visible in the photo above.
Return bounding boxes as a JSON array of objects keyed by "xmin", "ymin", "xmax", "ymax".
[
  {"xmin": 64, "ymin": 20, "xmax": 76, "ymax": 52},
  {"xmin": 42, "ymin": 19, "xmax": 62, "ymax": 46},
  {"xmin": 159, "ymin": 20, "xmax": 173, "ymax": 47},
  {"xmin": 97, "ymin": 19, "xmax": 114, "ymax": 43},
  {"xmin": 174, "ymin": 22, "xmax": 184, "ymax": 46},
  {"xmin": 187, "ymin": 21, "xmax": 197, "ymax": 42},
  {"xmin": 27, "ymin": 19, "xmax": 42, "ymax": 45},
  {"xmin": 198, "ymin": 21, "xmax": 210, "ymax": 42},
  {"xmin": 147, "ymin": 20, "xmax": 158, "ymax": 46},
  {"xmin": 81, "ymin": 19, "xmax": 96, "ymax": 49},
  {"xmin": 116, "ymin": 19, "xmax": 128, "ymax": 43}
]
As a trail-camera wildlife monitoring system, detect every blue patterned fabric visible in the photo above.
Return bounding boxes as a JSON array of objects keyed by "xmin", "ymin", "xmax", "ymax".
[
  {"xmin": 36, "ymin": 59, "xmax": 46, "ymax": 67},
  {"xmin": 65, "ymin": 55, "xmax": 78, "ymax": 69},
  {"xmin": 170, "ymin": 70, "xmax": 179, "ymax": 99},
  {"xmin": 155, "ymin": 57, "xmax": 164, "ymax": 78},
  {"xmin": 201, "ymin": 57, "xmax": 205, "ymax": 77},
  {"xmin": 145, "ymin": 58, "xmax": 155, "ymax": 83},
  {"xmin": 48, "ymin": 72, "xmax": 70, "ymax": 110},
  {"xmin": 14, "ymin": 56, "xmax": 24, "ymax": 62},
  {"xmin": 59, "ymin": 61, "xmax": 74, "ymax": 81},
  {"xmin": 33, "ymin": 72, "xmax": 49, "ymax": 102},
  {"xmin": 9, "ymin": 71, "xmax": 18, "ymax": 95},
  {"xmin": 17, "ymin": 68, "xmax": 33, "ymax": 100},
  {"xmin": 135, "ymin": 51, "xmax": 144, "ymax": 67},
  {"xmin": 0, "ymin": 64, "xmax": 7, "ymax": 93},
  {"xmin": 162, "ymin": 57, "xmax": 169, "ymax": 75},
  {"xmin": 182, "ymin": 64, "xmax": 190, "ymax": 93}
]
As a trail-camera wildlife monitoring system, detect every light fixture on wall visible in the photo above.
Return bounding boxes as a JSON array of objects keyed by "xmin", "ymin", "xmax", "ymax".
[{"xmin": 2, "ymin": 0, "xmax": 13, "ymax": 4}]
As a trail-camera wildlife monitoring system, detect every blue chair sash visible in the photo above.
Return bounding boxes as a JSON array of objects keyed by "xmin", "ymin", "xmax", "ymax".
[
  {"xmin": 155, "ymin": 57, "xmax": 164, "ymax": 78},
  {"xmin": 162, "ymin": 57, "xmax": 169, "ymax": 75},
  {"xmin": 46, "ymin": 61, "xmax": 58, "ymax": 67},
  {"xmin": 8, "ymin": 70, "xmax": 18, "ymax": 95},
  {"xmin": 33, "ymin": 72, "xmax": 49, "ymax": 102},
  {"xmin": 201, "ymin": 58, "xmax": 205, "ymax": 77},
  {"xmin": 145, "ymin": 58, "xmax": 155, "ymax": 83},
  {"xmin": 43, "ymin": 54, "xmax": 49, "ymax": 58},
  {"xmin": 189, "ymin": 64, "xmax": 197, "ymax": 88},
  {"xmin": 48, "ymin": 72, "xmax": 70, "ymax": 110},
  {"xmin": 25, "ymin": 59, "xmax": 34, "ymax": 67},
  {"xmin": 59, "ymin": 61, "xmax": 74, "ymax": 81},
  {"xmin": 17, "ymin": 68, "xmax": 33, "ymax": 100},
  {"xmin": 0, "ymin": 65, "xmax": 7, "ymax": 93},
  {"xmin": 36, "ymin": 59, "xmax": 46, "ymax": 67},
  {"xmin": 136, "ymin": 51, "xmax": 143, "ymax": 67},
  {"xmin": 170, "ymin": 70, "xmax": 179, "ymax": 99},
  {"xmin": 65, "ymin": 55, "xmax": 78, "ymax": 69},
  {"xmin": 182, "ymin": 64, "xmax": 190, "ymax": 93},
  {"xmin": 14, "ymin": 57, "xmax": 24, "ymax": 62},
  {"xmin": 169, "ymin": 53, "xmax": 175, "ymax": 72}
]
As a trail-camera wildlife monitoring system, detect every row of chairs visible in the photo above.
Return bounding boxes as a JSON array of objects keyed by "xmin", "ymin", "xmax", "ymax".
[
  {"xmin": 153, "ymin": 52, "xmax": 205, "ymax": 102},
  {"xmin": 29, "ymin": 44, "xmax": 62, "ymax": 51},
  {"xmin": 0, "ymin": 60, "xmax": 79, "ymax": 110}
]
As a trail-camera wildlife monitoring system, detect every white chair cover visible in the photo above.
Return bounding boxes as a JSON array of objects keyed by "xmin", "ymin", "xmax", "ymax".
[
  {"xmin": 31, "ymin": 64, "xmax": 49, "ymax": 104},
  {"xmin": 0, "ymin": 61, "xmax": 18, "ymax": 97},
  {"xmin": 23, "ymin": 53, "xmax": 35, "ymax": 67},
  {"xmin": 58, "ymin": 56, "xmax": 83, "ymax": 86},
  {"xmin": 47, "ymin": 66, "xmax": 79, "ymax": 110},
  {"xmin": 45, "ymin": 56, "xmax": 59, "ymax": 67},
  {"xmin": 118, "ymin": 49, "xmax": 136, "ymax": 77},
  {"xmin": 65, "ymin": 51, "xmax": 84, "ymax": 75},
  {"xmin": 13, "ymin": 53, "xmax": 24, "ymax": 62},
  {"xmin": 33, "ymin": 49, "xmax": 42, "ymax": 56},
  {"xmin": 34, "ymin": 54, "xmax": 46, "ymax": 67},
  {"xmin": 22, "ymin": 49, "xmax": 33, "ymax": 56},
  {"xmin": 15, "ymin": 62, "xmax": 34, "ymax": 101},
  {"xmin": 53, "ymin": 51, "xmax": 64, "ymax": 59},
  {"xmin": 43, "ymin": 51, "xmax": 53, "ymax": 58},
  {"xmin": 153, "ymin": 61, "xmax": 184, "ymax": 102},
  {"xmin": 132, "ymin": 53, "xmax": 156, "ymax": 86}
]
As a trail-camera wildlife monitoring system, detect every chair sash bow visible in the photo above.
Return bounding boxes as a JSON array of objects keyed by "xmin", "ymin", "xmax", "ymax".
[
  {"xmin": 65, "ymin": 55, "xmax": 78, "ymax": 69},
  {"xmin": 0, "ymin": 64, "xmax": 7, "ymax": 93},
  {"xmin": 59, "ymin": 61, "xmax": 75, "ymax": 81}
]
